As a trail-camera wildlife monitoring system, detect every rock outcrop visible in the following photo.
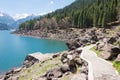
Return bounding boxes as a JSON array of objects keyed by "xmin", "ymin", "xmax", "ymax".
[{"xmin": 23, "ymin": 52, "xmax": 52, "ymax": 68}]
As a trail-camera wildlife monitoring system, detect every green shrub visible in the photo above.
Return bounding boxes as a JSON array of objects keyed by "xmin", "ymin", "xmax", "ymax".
[{"xmin": 113, "ymin": 61, "xmax": 120, "ymax": 74}]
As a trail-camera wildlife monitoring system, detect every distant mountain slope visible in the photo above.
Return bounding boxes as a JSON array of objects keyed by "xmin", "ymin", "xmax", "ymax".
[
  {"xmin": 0, "ymin": 23, "xmax": 13, "ymax": 30},
  {"xmin": 0, "ymin": 12, "xmax": 15, "ymax": 27},
  {"xmin": 12, "ymin": 15, "xmax": 40, "ymax": 28},
  {"xmin": 0, "ymin": 11, "xmax": 40, "ymax": 29},
  {"xmin": 19, "ymin": 0, "xmax": 120, "ymax": 31}
]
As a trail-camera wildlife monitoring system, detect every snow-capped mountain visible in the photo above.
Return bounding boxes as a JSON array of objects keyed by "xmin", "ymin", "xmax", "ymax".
[
  {"xmin": 0, "ymin": 11, "xmax": 40, "ymax": 30},
  {"xmin": 12, "ymin": 13, "xmax": 30, "ymax": 21},
  {"xmin": 12, "ymin": 14, "xmax": 40, "ymax": 28},
  {"xmin": 0, "ymin": 11, "xmax": 15, "ymax": 26}
]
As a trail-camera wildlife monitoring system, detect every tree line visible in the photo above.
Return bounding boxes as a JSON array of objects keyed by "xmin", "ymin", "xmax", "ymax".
[{"xmin": 19, "ymin": 0, "xmax": 120, "ymax": 31}]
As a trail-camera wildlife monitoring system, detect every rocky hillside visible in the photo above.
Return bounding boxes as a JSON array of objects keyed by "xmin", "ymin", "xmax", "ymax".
[
  {"xmin": 8, "ymin": 24, "xmax": 120, "ymax": 80},
  {"xmin": 1, "ymin": 49, "xmax": 88, "ymax": 80}
]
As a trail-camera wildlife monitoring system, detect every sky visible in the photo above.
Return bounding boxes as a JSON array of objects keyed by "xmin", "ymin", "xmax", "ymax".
[{"xmin": 0, "ymin": 0, "xmax": 75, "ymax": 19}]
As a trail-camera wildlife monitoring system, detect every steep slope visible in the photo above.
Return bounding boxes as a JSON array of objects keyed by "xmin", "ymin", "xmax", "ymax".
[{"xmin": 18, "ymin": 0, "xmax": 120, "ymax": 31}]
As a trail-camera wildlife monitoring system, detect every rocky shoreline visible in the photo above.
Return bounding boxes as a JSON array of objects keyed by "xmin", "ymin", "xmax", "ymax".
[
  {"xmin": 12, "ymin": 28, "xmax": 82, "ymax": 42},
  {"xmin": 2, "ymin": 26, "xmax": 120, "ymax": 80},
  {"xmin": 2, "ymin": 48, "xmax": 88, "ymax": 80},
  {"xmin": 2, "ymin": 28, "xmax": 99, "ymax": 80},
  {"xmin": 13, "ymin": 27, "xmax": 107, "ymax": 48}
]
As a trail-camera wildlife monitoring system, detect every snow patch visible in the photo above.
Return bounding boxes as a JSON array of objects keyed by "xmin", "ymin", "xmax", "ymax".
[{"xmin": 12, "ymin": 13, "xmax": 30, "ymax": 21}]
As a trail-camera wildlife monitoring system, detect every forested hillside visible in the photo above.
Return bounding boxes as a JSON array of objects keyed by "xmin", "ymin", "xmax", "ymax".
[{"xmin": 19, "ymin": 0, "xmax": 120, "ymax": 31}]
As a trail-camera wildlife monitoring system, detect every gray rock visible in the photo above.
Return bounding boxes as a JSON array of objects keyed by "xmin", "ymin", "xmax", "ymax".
[
  {"xmin": 100, "ymin": 51, "xmax": 111, "ymax": 60},
  {"xmin": 23, "ymin": 55, "xmax": 39, "ymax": 68},
  {"xmin": 60, "ymin": 64, "xmax": 70, "ymax": 73},
  {"xmin": 61, "ymin": 53, "xmax": 68, "ymax": 63},
  {"xmin": 74, "ymin": 58, "xmax": 82, "ymax": 65},
  {"xmin": 108, "ymin": 37, "xmax": 116, "ymax": 44},
  {"xmin": 67, "ymin": 60, "xmax": 77, "ymax": 73},
  {"xmin": 23, "ymin": 53, "xmax": 51, "ymax": 68},
  {"xmin": 62, "ymin": 59, "xmax": 68, "ymax": 63},
  {"xmin": 101, "ymin": 46, "xmax": 120, "ymax": 60},
  {"xmin": 45, "ymin": 67, "xmax": 62, "ymax": 80},
  {"xmin": 52, "ymin": 54, "xmax": 60, "ymax": 58},
  {"xmin": 96, "ymin": 41, "xmax": 105, "ymax": 51},
  {"xmin": 116, "ymin": 54, "xmax": 120, "ymax": 62},
  {"xmin": 80, "ymin": 66, "xmax": 88, "ymax": 75},
  {"xmin": 111, "ymin": 47, "xmax": 120, "ymax": 56}
]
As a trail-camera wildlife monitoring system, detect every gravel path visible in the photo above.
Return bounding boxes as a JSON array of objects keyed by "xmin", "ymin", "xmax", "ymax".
[{"xmin": 80, "ymin": 45, "xmax": 119, "ymax": 80}]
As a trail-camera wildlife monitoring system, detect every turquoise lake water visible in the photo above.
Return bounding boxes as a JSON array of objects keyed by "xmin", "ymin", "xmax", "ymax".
[{"xmin": 0, "ymin": 31, "xmax": 68, "ymax": 73}]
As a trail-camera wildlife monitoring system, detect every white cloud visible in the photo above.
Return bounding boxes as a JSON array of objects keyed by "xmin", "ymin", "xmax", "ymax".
[
  {"xmin": 0, "ymin": 11, "xmax": 4, "ymax": 16},
  {"xmin": 50, "ymin": 1, "xmax": 54, "ymax": 5},
  {"xmin": 37, "ymin": 12, "xmax": 47, "ymax": 16},
  {"xmin": 12, "ymin": 13, "xmax": 30, "ymax": 20}
]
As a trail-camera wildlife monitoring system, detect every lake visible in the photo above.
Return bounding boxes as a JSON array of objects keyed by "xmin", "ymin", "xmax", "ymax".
[{"xmin": 0, "ymin": 31, "xmax": 68, "ymax": 73}]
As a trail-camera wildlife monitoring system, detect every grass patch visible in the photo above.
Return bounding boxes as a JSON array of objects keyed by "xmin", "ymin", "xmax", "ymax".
[
  {"xmin": 113, "ymin": 41, "xmax": 119, "ymax": 46},
  {"xmin": 18, "ymin": 56, "xmax": 62, "ymax": 80},
  {"xmin": 90, "ymin": 46, "xmax": 102, "ymax": 55},
  {"xmin": 113, "ymin": 61, "xmax": 120, "ymax": 74}
]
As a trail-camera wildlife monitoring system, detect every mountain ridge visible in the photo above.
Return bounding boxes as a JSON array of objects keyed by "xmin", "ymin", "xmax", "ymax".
[{"xmin": 0, "ymin": 11, "xmax": 40, "ymax": 30}]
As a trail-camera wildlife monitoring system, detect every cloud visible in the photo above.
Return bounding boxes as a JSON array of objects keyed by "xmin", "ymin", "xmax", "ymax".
[
  {"xmin": 38, "ymin": 12, "xmax": 47, "ymax": 16},
  {"xmin": 50, "ymin": 1, "xmax": 54, "ymax": 5},
  {"xmin": 12, "ymin": 13, "xmax": 30, "ymax": 20}
]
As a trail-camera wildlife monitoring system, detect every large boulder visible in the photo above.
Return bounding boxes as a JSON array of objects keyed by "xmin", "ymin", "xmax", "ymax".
[
  {"xmin": 23, "ymin": 54, "xmax": 39, "ymax": 68},
  {"xmin": 45, "ymin": 67, "xmax": 63, "ymax": 80},
  {"xmin": 60, "ymin": 64, "xmax": 70, "ymax": 73},
  {"xmin": 100, "ymin": 44, "xmax": 113, "ymax": 60},
  {"xmin": 61, "ymin": 53, "xmax": 68, "ymax": 63},
  {"xmin": 107, "ymin": 37, "xmax": 116, "ymax": 44},
  {"xmin": 67, "ymin": 59, "xmax": 77, "ymax": 73},
  {"xmin": 23, "ymin": 53, "xmax": 51, "ymax": 68},
  {"xmin": 74, "ymin": 57, "xmax": 83, "ymax": 65},
  {"xmin": 96, "ymin": 41, "xmax": 105, "ymax": 51},
  {"xmin": 101, "ymin": 44, "xmax": 120, "ymax": 60},
  {"xmin": 100, "ymin": 51, "xmax": 111, "ymax": 60},
  {"xmin": 66, "ymin": 40, "xmax": 82, "ymax": 50},
  {"xmin": 111, "ymin": 47, "xmax": 120, "ymax": 55}
]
